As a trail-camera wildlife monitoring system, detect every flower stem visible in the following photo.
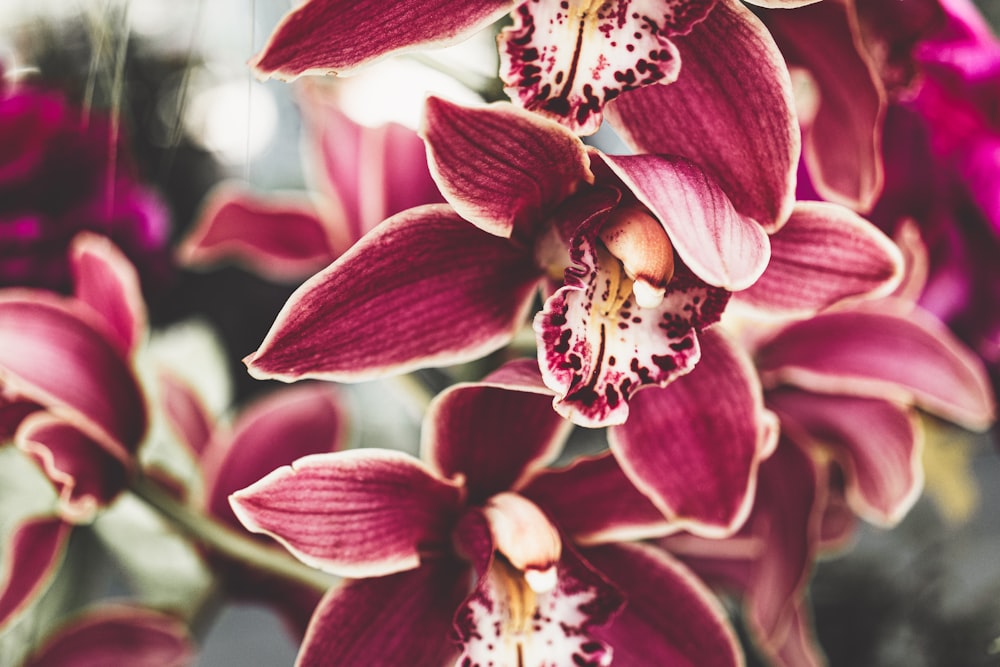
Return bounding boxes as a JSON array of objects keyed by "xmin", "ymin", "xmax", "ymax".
[{"xmin": 128, "ymin": 473, "xmax": 336, "ymax": 594}]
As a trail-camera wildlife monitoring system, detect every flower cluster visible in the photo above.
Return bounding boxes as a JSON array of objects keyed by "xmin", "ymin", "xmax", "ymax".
[{"xmin": 0, "ymin": 1, "xmax": 998, "ymax": 665}]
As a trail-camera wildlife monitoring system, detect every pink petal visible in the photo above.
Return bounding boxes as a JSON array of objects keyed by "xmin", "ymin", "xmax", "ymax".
[
  {"xmin": 755, "ymin": 305, "xmax": 997, "ymax": 431},
  {"xmin": 599, "ymin": 153, "xmax": 770, "ymax": 290},
  {"xmin": 421, "ymin": 98, "xmax": 592, "ymax": 240},
  {"xmin": 297, "ymin": 560, "xmax": 467, "ymax": 667},
  {"xmin": 16, "ymin": 412, "xmax": 129, "ymax": 523},
  {"xmin": 535, "ymin": 215, "xmax": 729, "ymax": 426},
  {"xmin": 245, "ymin": 204, "xmax": 543, "ymax": 383},
  {"xmin": 498, "ymin": 0, "xmax": 700, "ymax": 135},
  {"xmin": 454, "ymin": 544, "xmax": 622, "ymax": 667},
  {"xmin": 586, "ymin": 543, "xmax": 742, "ymax": 667},
  {"xmin": 0, "ymin": 291, "xmax": 146, "ymax": 458},
  {"xmin": 202, "ymin": 384, "xmax": 347, "ymax": 528},
  {"xmin": 762, "ymin": 0, "xmax": 885, "ymax": 211},
  {"xmin": 179, "ymin": 184, "xmax": 336, "ymax": 282},
  {"xmin": 0, "ymin": 516, "xmax": 71, "ymax": 630},
  {"xmin": 768, "ymin": 388, "xmax": 922, "ymax": 526},
  {"xmin": 70, "ymin": 232, "xmax": 147, "ymax": 358},
  {"xmin": 422, "ymin": 379, "xmax": 571, "ymax": 504},
  {"xmin": 158, "ymin": 370, "xmax": 214, "ymax": 458},
  {"xmin": 735, "ymin": 201, "xmax": 904, "ymax": 317},
  {"xmin": 298, "ymin": 85, "xmax": 444, "ymax": 245},
  {"xmin": 25, "ymin": 605, "xmax": 195, "ymax": 667},
  {"xmin": 520, "ymin": 452, "xmax": 671, "ymax": 545},
  {"xmin": 608, "ymin": 329, "xmax": 778, "ymax": 536},
  {"xmin": 229, "ymin": 449, "xmax": 462, "ymax": 578},
  {"xmin": 605, "ymin": 0, "xmax": 798, "ymax": 230},
  {"xmin": 764, "ymin": 602, "xmax": 826, "ymax": 667},
  {"xmin": 252, "ymin": 0, "xmax": 512, "ymax": 80},
  {"xmin": 743, "ymin": 0, "xmax": 822, "ymax": 5}
]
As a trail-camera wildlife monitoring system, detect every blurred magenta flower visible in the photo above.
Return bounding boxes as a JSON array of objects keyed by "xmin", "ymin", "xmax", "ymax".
[
  {"xmin": 230, "ymin": 361, "xmax": 745, "ymax": 667},
  {"xmin": 0, "ymin": 232, "xmax": 149, "ymax": 630},
  {"xmin": 181, "ymin": 82, "xmax": 443, "ymax": 282},
  {"xmin": 0, "ymin": 85, "xmax": 171, "ymax": 294}
]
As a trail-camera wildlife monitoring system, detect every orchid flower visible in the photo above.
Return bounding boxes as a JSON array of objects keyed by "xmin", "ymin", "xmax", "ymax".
[
  {"xmin": 0, "ymin": 232, "xmax": 149, "ymax": 629},
  {"xmin": 247, "ymin": 96, "xmax": 778, "ymax": 427},
  {"xmin": 181, "ymin": 82, "xmax": 442, "ymax": 282},
  {"xmin": 230, "ymin": 361, "xmax": 745, "ymax": 666},
  {"xmin": 662, "ymin": 298, "xmax": 996, "ymax": 666},
  {"xmin": 252, "ymin": 0, "xmax": 805, "ymax": 143}
]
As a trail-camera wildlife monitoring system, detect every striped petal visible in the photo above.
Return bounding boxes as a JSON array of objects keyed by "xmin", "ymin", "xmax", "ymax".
[{"xmin": 229, "ymin": 449, "xmax": 463, "ymax": 578}]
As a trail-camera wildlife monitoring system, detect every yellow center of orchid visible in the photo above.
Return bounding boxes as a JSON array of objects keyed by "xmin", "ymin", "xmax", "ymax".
[{"xmin": 598, "ymin": 205, "xmax": 675, "ymax": 310}]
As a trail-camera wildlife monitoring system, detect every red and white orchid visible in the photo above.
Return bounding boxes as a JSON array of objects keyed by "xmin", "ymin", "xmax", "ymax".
[{"xmin": 230, "ymin": 362, "xmax": 745, "ymax": 666}]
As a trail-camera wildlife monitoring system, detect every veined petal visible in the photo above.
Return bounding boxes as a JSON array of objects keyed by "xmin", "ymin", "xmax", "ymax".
[
  {"xmin": 245, "ymin": 205, "xmax": 542, "ymax": 383},
  {"xmin": 585, "ymin": 543, "xmax": 742, "ymax": 667},
  {"xmin": 769, "ymin": 388, "xmax": 923, "ymax": 527},
  {"xmin": 536, "ymin": 214, "xmax": 729, "ymax": 427},
  {"xmin": 735, "ymin": 201, "xmax": 904, "ymax": 318},
  {"xmin": 421, "ymin": 98, "xmax": 592, "ymax": 240},
  {"xmin": 180, "ymin": 184, "xmax": 336, "ymax": 282},
  {"xmin": 755, "ymin": 305, "xmax": 997, "ymax": 431},
  {"xmin": 520, "ymin": 452, "xmax": 671, "ymax": 545},
  {"xmin": 16, "ymin": 413, "xmax": 129, "ymax": 523},
  {"xmin": 70, "ymin": 232, "xmax": 147, "ymax": 358},
  {"xmin": 455, "ymin": 543, "xmax": 623, "ymax": 667},
  {"xmin": 499, "ymin": 0, "xmax": 708, "ymax": 134},
  {"xmin": 203, "ymin": 384, "xmax": 347, "ymax": 528},
  {"xmin": 251, "ymin": 0, "xmax": 513, "ymax": 80},
  {"xmin": 608, "ymin": 329, "xmax": 778, "ymax": 536},
  {"xmin": 0, "ymin": 291, "xmax": 146, "ymax": 458},
  {"xmin": 24, "ymin": 605, "xmax": 195, "ymax": 667},
  {"xmin": 296, "ymin": 560, "xmax": 468, "ymax": 667},
  {"xmin": 761, "ymin": 0, "xmax": 885, "ymax": 211},
  {"xmin": 0, "ymin": 516, "xmax": 71, "ymax": 631},
  {"xmin": 599, "ymin": 153, "xmax": 770, "ymax": 290},
  {"xmin": 229, "ymin": 449, "xmax": 463, "ymax": 579},
  {"xmin": 422, "ymin": 378, "xmax": 571, "ymax": 504},
  {"xmin": 606, "ymin": 0, "xmax": 799, "ymax": 230}
]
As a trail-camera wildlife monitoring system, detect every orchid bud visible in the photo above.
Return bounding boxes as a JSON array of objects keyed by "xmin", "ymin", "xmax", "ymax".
[{"xmin": 599, "ymin": 206, "xmax": 675, "ymax": 309}]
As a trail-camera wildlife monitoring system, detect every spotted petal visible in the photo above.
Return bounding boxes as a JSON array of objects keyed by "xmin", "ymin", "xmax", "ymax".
[
  {"xmin": 609, "ymin": 329, "xmax": 779, "ymax": 536},
  {"xmin": 246, "ymin": 205, "xmax": 542, "ymax": 383},
  {"xmin": 536, "ymin": 213, "xmax": 729, "ymax": 426},
  {"xmin": 606, "ymin": 0, "xmax": 798, "ymax": 230},
  {"xmin": 499, "ymin": 0, "xmax": 712, "ymax": 134},
  {"xmin": 252, "ymin": 0, "xmax": 513, "ymax": 80},
  {"xmin": 229, "ymin": 449, "xmax": 463, "ymax": 578}
]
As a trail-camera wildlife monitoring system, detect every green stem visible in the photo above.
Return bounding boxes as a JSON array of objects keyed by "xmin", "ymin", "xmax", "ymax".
[{"xmin": 129, "ymin": 473, "xmax": 336, "ymax": 594}]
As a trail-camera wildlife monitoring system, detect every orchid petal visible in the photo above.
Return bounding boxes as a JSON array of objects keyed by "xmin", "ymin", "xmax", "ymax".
[
  {"xmin": 498, "ymin": 0, "xmax": 704, "ymax": 135},
  {"xmin": 70, "ymin": 232, "xmax": 146, "ymax": 358},
  {"xmin": 755, "ymin": 305, "xmax": 997, "ymax": 430},
  {"xmin": 761, "ymin": 0, "xmax": 885, "ymax": 211},
  {"xmin": 764, "ymin": 602, "xmax": 826, "ymax": 667},
  {"xmin": 536, "ymin": 216, "xmax": 729, "ymax": 426},
  {"xmin": 16, "ymin": 413, "xmax": 129, "ymax": 523},
  {"xmin": 743, "ymin": 0, "xmax": 822, "ymax": 6},
  {"xmin": 180, "ymin": 184, "xmax": 335, "ymax": 282},
  {"xmin": 585, "ymin": 542, "xmax": 742, "ymax": 667},
  {"xmin": 609, "ymin": 329, "xmax": 778, "ymax": 537},
  {"xmin": 229, "ymin": 449, "xmax": 462, "ymax": 578},
  {"xmin": 203, "ymin": 384, "xmax": 346, "ymax": 527},
  {"xmin": 251, "ymin": 0, "xmax": 513, "ymax": 80},
  {"xmin": 769, "ymin": 388, "xmax": 922, "ymax": 527},
  {"xmin": 297, "ymin": 561, "xmax": 468, "ymax": 667},
  {"xmin": 24, "ymin": 605, "xmax": 195, "ymax": 667},
  {"xmin": 599, "ymin": 153, "xmax": 770, "ymax": 290},
  {"xmin": 605, "ymin": 0, "xmax": 798, "ymax": 230},
  {"xmin": 422, "ymin": 379, "xmax": 571, "ymax": 504},
  {"xmin": 158, "ymin": 371, "xmax": 214, "ymax": 458},
  {"xmin": 246, "ymin": 205, "xmax": 542, "ymax": 383},
  {"xmin": 0, "ymin": 291, "xmax": 146, "ymax": 458},
  {"xmin": 0, "ymin": 516, "xmax": 71, "ymax": 630},
  {"xmin": 421, "ymin": 98, "xmax": 592, "ymax": 240},
  {"xmin": 520, "ymin": 452, "xmax": 671, "ymax": 545},
  {"xmin": 735, "ymin": 201, "xmax": 903, "ymax": 317},
  {"xmin": 455, "ymin": 543, "xmax": 622, "ymax": 667}
]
